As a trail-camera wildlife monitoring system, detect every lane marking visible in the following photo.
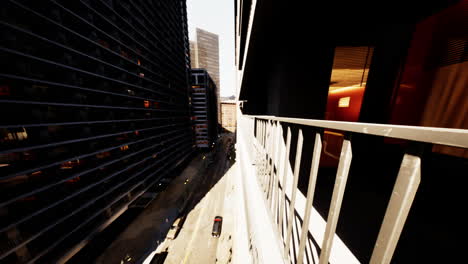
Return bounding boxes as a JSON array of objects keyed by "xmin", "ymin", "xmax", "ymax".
[
  {"xmin": 181, "ymin": 187, "xmax": 210, "ymax": 264},
  {"xmin": 181, "ymin": 136, "xmax": 231, "ymax": 264}
]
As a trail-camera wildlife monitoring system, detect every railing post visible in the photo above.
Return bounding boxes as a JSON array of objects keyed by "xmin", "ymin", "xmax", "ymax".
[
  {"xmin": 264, "ymin": 120, "xmax": 269, "ymax": 192},
  {"xmin": 259, "ymin": 120, "xmax": 262, "ymax": 145},
  {"xmin": 271, "ymin": 122, "xmax": 282, "ymax": 215},
  {"xmin": 265, "ymin": 120, "xmax": 272, "ymax": 195},
  {"xmin": 285, "ymin": 129, "xmax": 304, "ymax": 258},
  {"xmin": 254, "ymin": 119, "xmax": 258, "ymax": 163},
  {"xmin": 255, "ymin": 117, "xmax": 258, "ymax": 139},
  {"xmin": 370, "ymin": 154, "xmax": 421, "ymax": 264},
  {"xmin": 319, "ymin": 139, "xmax": 352, "ymax": 264},
  {"xmin": 267, "ymin": 121, "xmax": 278, "ymax": 201},
  {"xmin": 297, "ymin": 133, "xmax": 322, "ymax": 264},
  {"xmin": 262, "ymin": 120, "xmax": 266, "ymax": 147},
  {"xmin": 278, "ymin": 127, "xmax": 292, "ymax": 236},
  {"xmin": 258, "ymin": 119, "xmax": 261, "ymax": 142},
  {"xmin": 264, "ymin": 120, "xmax": 271, "ymax": 193},
  {"xmin": 260, "ymin": 120, "xmax": 266, "ymax": 187},
  {"xmin": 268, "ymin": 121, "xmax": 274, "ymax": 195},
  {"xmin": 251, "ymin": 118, "xmax": 258, "ymax": 162}
]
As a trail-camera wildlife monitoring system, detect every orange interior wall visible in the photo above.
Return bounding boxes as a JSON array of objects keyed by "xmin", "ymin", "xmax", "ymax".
[{"xmin": 326, "ymin": 87, "xmax": 365, "ymax": 122}]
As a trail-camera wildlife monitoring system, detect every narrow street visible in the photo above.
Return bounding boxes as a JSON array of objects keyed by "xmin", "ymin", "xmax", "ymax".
[
  {"xmin": 86, "ymin": 134, "xmax": 236, "ymax": 264},
  {"xmin": 147, "ymin": 137, "xmax": 236, "ymax": 264},
  {"xmin": 144, "ymin": 133, "xmax": 236, "ymax": 264}
]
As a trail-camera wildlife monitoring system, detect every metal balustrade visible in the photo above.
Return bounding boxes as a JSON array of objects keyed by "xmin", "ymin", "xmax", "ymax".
[{"xmin": 241, "ymin": 114, "xmax": 468, "ymax": 264}]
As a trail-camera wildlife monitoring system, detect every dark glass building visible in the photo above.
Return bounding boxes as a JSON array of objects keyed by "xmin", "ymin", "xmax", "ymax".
[
  {"xmin": 0, "ymin": 0, "xmax": 193, "ymax": 263},
  {"xmin": 190, "ymin": 69, "xmax": 218, "ymax": 148}
]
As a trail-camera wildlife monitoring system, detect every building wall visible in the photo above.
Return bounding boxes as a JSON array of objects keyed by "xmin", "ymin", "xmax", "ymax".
[
  {"xmin": 195, "ymin": 28, "xmax": 221, "ymax": 123},
  {"xmin": 0, "ymin": 0, "xmax": 193, "ymax": 262},
  {"xmin": 236, "ymin": 1, "xmax": 467, "ymax": 263},
  {"xmin": 191, "ymin": 69, "xmax": 218, "ymax": 148},
  {"xmin": 221, "ymin": 102, "xmax": 237, "ymax": 132},
  {"xmin": 189, "ymin": 40, "xmax": 199, "ymax": 68}
]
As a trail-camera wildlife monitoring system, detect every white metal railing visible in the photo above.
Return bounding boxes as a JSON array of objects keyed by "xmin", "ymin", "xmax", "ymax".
[{"xmin": 239, "ymin": 114, "xmax": 468, "ymax": 264}]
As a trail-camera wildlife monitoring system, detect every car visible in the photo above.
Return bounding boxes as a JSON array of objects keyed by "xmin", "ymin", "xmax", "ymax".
[
  {"xmin": 167, "ymin": 215, "xmax": 185, "ymax": 239},
  {"xmin": 212, "ymin": 216, "xmax": 223, "ymax": 237}
]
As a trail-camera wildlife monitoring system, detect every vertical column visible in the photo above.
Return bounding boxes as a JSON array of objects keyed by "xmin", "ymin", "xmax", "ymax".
[
  {"xmin": 271, "ymin": 122, "xmax": 282, "ymax": 216},
  {"xmin": 284, "ymin": 129, "xmax": 304, "ymax": 257},
  {"xmin": 267, "ymin": 121, "xmax": 278, "ymax": 201},
  {"xmin": 370, "ymin": 154, "xmax": 421, "ymax": 264},
  {"xmin": 262, "ymin": 121, "xmax": 267, "ymax": 189},
  {"xmin": 263, "ymin": 121, "xmax": 270, "ymax": 193},
  {"xmin": 262, "ymin": 120, "xmax": 266, "ymax": 147},
  {"xmin": 278, "ymin": 127, "xmax": 292, "ymax": 237},
  {"xmin": 259, "ymin": 121, "xmax": 265, "ymax": 185},
  {"xmin": 297, "ymin": 133, "xmax": 322, "ymax": 264},
  {"xmin": 319, "ymin": 139, "xmax": 352, "ymax": 264},
  {"xmin": 255, "ymin": 119, "xmax": 259, "ymax": 164},
  {"xmin": 267, "ymin": 121, "xmax": 273, "ymax": 194}
]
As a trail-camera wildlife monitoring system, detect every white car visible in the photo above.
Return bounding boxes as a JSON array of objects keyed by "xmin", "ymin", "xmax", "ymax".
[{"xmin": 167, "ymin": 215, "xmax": 185, "ymax": 239}]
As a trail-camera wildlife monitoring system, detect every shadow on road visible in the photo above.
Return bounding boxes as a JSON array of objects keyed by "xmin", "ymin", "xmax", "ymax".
[{"xmin": 67, "ymin": 133, "xmax": 236, "ymax": 264}]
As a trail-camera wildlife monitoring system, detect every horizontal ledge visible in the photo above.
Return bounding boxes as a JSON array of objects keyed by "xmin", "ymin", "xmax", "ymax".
[{"xmin": 249, "ymin": 115, "xmax": 468, "ymax": 148}]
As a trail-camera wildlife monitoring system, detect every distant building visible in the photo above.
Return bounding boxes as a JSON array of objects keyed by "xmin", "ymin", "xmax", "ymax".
[
  {"xmin": 221, "ymin": 95, "xmax": 236, "ymax": 101},
  {"xmin": 189, "ymin": 41, "xmax": 199, "ymax": 68},
  {"xmin": 190, "ymin": 69, "xmax": 218, "ymax": 148},
  {"xmin": 190, "ymin": 28, "xmax": 220, "ymax": 123},
  {"xmin": 221, "ymin": 101, "xmax": 237, "ymax": 133}
]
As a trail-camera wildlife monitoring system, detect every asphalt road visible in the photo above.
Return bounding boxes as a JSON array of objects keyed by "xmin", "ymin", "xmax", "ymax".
[
  {"xmin": 144, "ymin": 134, "xmax": 235, "ymax": 264},
  {"xmin": 86, "ymin": 134, "xmax": 235, "ymax": 264}
]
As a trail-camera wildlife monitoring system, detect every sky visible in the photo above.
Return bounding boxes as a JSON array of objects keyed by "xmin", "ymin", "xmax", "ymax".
[{"xmin": 187, "ymin": 0, "xmax": 236, "ymax": 97}]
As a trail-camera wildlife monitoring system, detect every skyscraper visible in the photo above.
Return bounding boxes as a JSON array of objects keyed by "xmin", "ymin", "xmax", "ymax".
[
  {"xmin": 191, "ymin": 28, "xmax": 220, "ymax": 123},
  {"xmin": 190, "ymin": 69, "xmax": 218, "ymax": 148},
  {"xmin": 0, "ymin": 0, "xmax": 193, "ymax": 262}
]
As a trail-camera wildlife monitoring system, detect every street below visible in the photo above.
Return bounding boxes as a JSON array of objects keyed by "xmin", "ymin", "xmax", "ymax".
[{"xmin": 78, "ymin": 133, "xmax": 236, "ymax": 264}]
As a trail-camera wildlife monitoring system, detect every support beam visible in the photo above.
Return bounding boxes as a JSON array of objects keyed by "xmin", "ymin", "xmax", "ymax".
[
  {"xmin": 285, "ymin": 129, "xmax": 304, "ymax": 258},
  {"xmin": 297, "ymin": 133, "xmax": 322, "ymax": 264},
  {"xmin": 271, "ymin": 122, "xmax": 282, "ymax": 216},
  {"xmin": 370, "ymin": 154, "xmax": 421, "ymax": 264},
  {"xmin": 278, "ymin": 127, "xmax": 292, "ymax": 237},
  {"xmin": 267, "ymin": 121, "xmax": 278, "ymax": 201},
  {"xmin": 319, "ymin": 139, "xmax": 352, "ymax": 264}
]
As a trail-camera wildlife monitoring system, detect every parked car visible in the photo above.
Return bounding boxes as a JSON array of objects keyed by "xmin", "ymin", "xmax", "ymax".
[
  {"xmin": 212, "ymin": 216, "xmax": 223, "ymax": 237},
  {"xmin": 167, "ymin": 215, "xmax": 185, "ymax": 239}
]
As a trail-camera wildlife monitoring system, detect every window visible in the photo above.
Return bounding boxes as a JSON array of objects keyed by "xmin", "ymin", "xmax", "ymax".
[{"xmin": 326, "ymin": 46, "xmax": 374, "ymax": 122}]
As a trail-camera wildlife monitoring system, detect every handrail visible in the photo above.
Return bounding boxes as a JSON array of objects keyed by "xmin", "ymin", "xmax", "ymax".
[
  {"xmin": 240, "ymin": 113, "xmax": 467, "ymax": 264},
  {"xmin": 247, "ymin": 115, "xmax": 468, "ymax": 148}
]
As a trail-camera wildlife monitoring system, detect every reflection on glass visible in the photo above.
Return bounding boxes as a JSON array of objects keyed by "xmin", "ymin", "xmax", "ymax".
[
  {"xmin": 326, "ymin": 46, "xmax": 373, "ymax": 122},
  {"xmin": 322, "ymin": 47, "xmax": 373, "ymax": 167}
]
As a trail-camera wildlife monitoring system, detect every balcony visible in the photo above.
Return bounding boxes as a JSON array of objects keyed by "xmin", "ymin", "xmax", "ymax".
[{"xmin": 235, "ymin": 112, "xmax": 468, "ymax": 264}]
